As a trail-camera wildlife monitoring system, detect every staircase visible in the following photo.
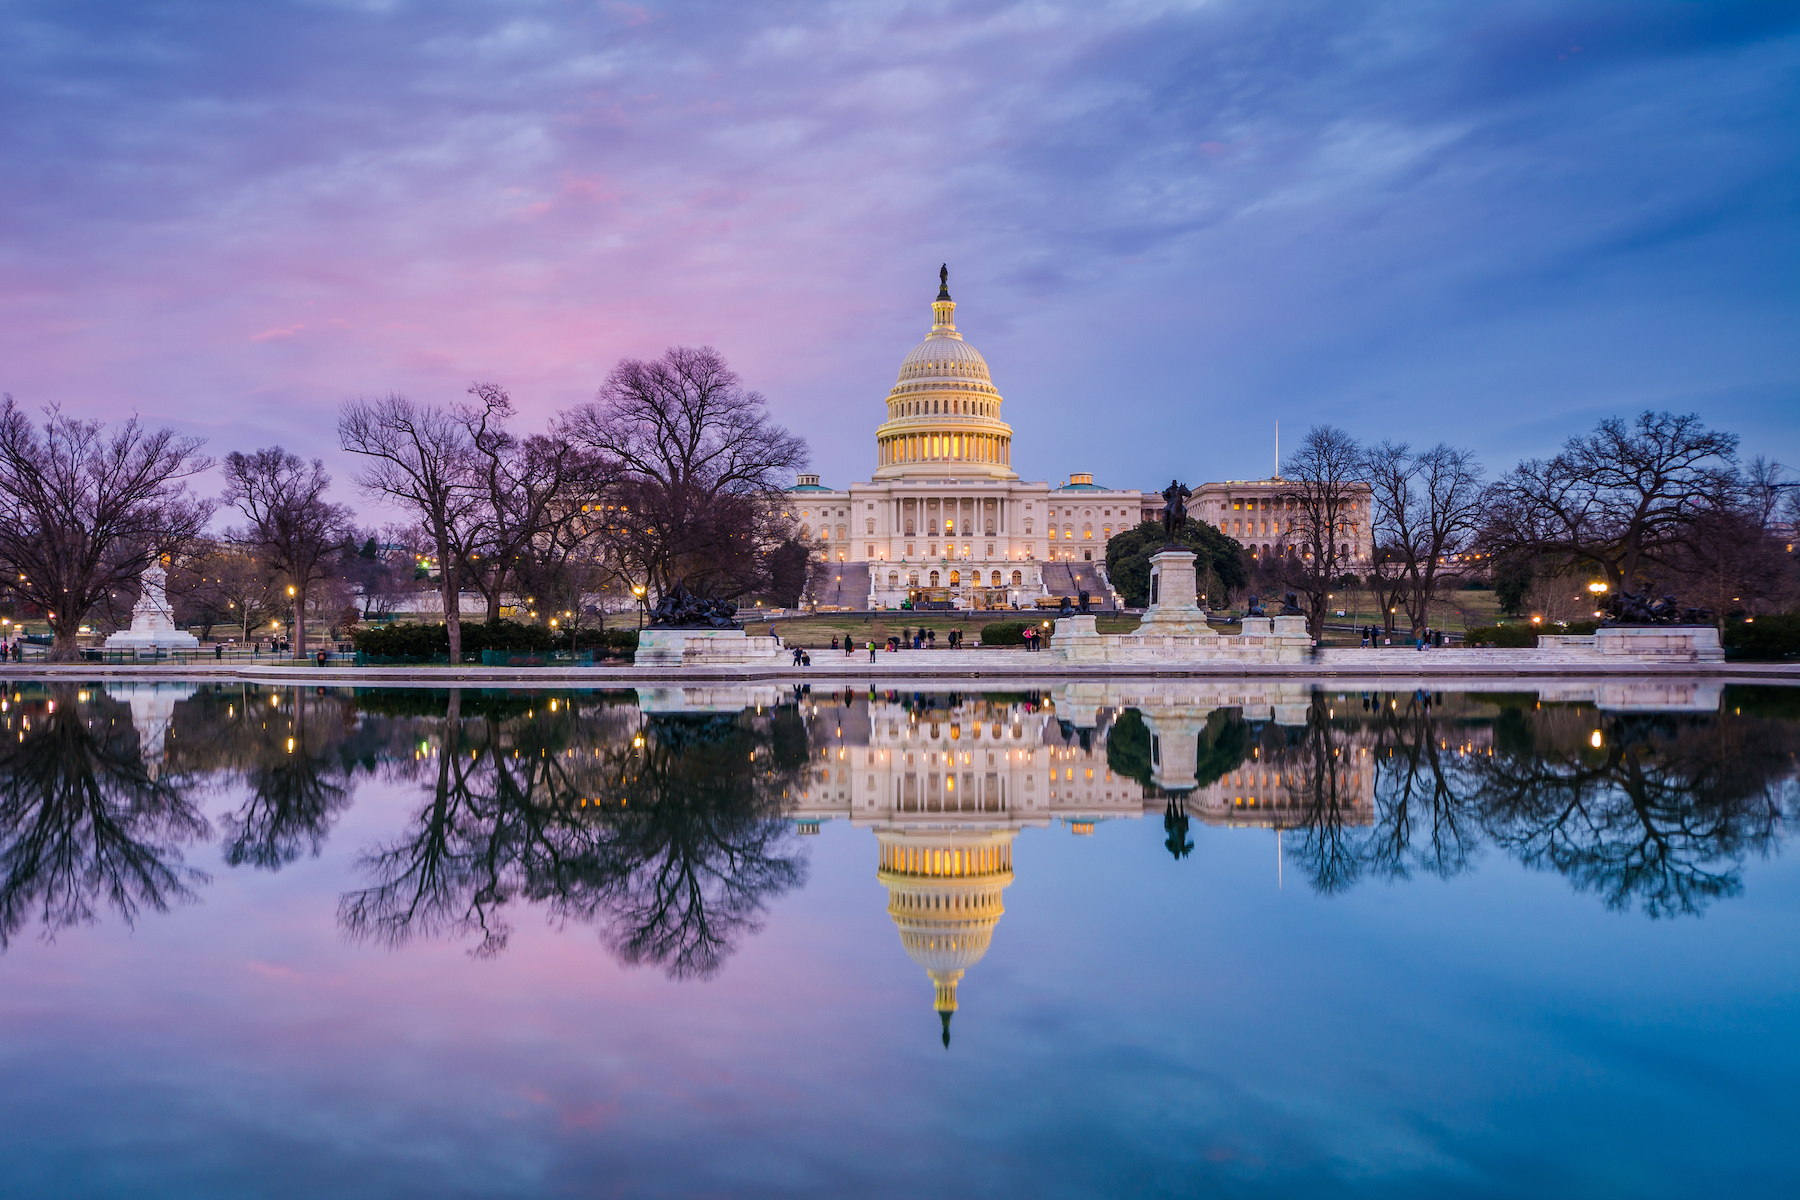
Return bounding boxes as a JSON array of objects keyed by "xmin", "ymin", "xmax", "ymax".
[
  {"xmin": 812, "ymin": 562, "xmax": 871, "ymax": 610},
  {"xmin": 1040, "ymin": 562, "xmax": 1117, "ymax": 611}
]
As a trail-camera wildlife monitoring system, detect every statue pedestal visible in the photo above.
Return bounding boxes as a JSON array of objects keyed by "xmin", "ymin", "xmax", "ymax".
[
  {"xmin": 1137, "ymin": 549, "xmax": 1210, "ymax": 635},
  {"xmin": 1052, "ymin": 614, "xmax": 1103, "ymax": 657},
  {"xmin": 634, "ymin": 628, "xmax": 784, "ymax": 667},
  {"xmin": 1595, "ymin": 625, "xmax": 1724, "ymax": 663}
]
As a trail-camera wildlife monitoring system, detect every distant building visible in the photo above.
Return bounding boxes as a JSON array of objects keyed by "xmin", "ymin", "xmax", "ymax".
[{"xmin": 1188, "ymin": 477, "xmax": 1374, "ymax": 567}]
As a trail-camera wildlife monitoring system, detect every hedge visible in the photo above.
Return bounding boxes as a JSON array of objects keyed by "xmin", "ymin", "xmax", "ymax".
[
  {"xmin": 979, "ymin": 621, "xmax": 1031, "ymax": 647},
  {"xmin": 349, "ymin": 620, "xmax": 638, "ymax": 661},
  {"xmin": 1724, "ymin": 614, "xmax": 1800, "ymax": 661},
  {"xmin": 1462, "ymin": 624, "xmax": 1538, "ymax": 648}
]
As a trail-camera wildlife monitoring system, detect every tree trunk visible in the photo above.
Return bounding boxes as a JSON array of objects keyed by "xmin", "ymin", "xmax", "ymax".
[
  {"xmin": 47, "ymin": 614, "xmax": 81, "ymax": 662},
  {"xmin": 293, "ymin": 584, "xmax": 308, "ymax": 660},
  {"xmin": 442, "ymin": 572, "xmax": 463, "ymax": 662}
]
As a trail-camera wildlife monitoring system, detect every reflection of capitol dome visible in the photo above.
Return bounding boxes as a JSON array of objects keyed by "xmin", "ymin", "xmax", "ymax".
[
  {"xmin": 877, "ymin": 829, "xmax": 1016, "ymax": 1047},
  {"xmin": 872, "ymin": 267, "xmax": 1017, "ymax": 482}
]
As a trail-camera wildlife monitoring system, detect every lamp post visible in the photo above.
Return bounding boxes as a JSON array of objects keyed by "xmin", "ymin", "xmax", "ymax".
[
  {"xmin": 632, "ymin": 585, "xmax": 647, "ymax": 630},
  {"xmin": 287, "ymin": 585, "xmax": 297, "ymax": 657},
  {"xmin": 1587, "ymin": 580, "xmax": 1608, "ymax": 619}
]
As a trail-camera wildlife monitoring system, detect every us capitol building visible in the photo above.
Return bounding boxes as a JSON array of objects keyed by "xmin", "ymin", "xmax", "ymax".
[
  {"xmin": 785, "ymin": 269, "xmax": 1154, "ymax": 609},
  {"xmin": 786, "ymin": 268, "xmax": 1371, "ymax": 609}
]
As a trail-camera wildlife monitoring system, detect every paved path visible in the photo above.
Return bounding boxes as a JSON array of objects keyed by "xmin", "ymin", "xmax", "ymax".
[{"xmin": 2, "ymin": 651, "xmax": 1794, "ymax": 687}]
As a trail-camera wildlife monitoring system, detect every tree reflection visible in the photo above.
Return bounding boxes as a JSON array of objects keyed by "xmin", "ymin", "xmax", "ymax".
[
  {"xmin": 1472, "ymin": 707, "xmax": 1793, "ymax": 918},
  {"xmin": 340, "ymin": 697, "xmax": 810, "ymax": 977},
  {"xmin": 168, "ymin": 686, "xmax": 360, "ymax": 870},
  {"xmin": 1278, "ymin": 692, "xmax": 1797, "ymax": 918},
  {"xmin": 0, "ymin": 684, "xmax": 208, "ymax": 946},
  {"xmin": 1278, "ymin": 698, "xmax": 1370, "ymax": 896}
]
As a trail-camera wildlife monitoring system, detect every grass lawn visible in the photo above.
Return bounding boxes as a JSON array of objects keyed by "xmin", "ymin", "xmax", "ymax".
[{"xmin": 1277, "ymin": 587, "xmax": 1505, "ymax": 634}]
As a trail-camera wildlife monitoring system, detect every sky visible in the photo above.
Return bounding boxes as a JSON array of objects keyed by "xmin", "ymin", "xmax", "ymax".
[{"xmin": 2, "ymin": 0, "xmax": 1797, "ymax": 514}]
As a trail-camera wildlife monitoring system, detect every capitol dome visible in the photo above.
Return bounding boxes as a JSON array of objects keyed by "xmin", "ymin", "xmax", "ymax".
[{"xmin": 872, "ymin": 266, "xmax": 1016, "ymax": 482}]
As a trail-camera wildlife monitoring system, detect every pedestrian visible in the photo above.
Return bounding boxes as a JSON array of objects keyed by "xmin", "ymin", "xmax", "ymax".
[
  {"xmin": 844, "ymin": 636, "xmax": 854, "ymax": 656},
  {"xmin": 802, "ymin": 651, "xmax": 811, "ymax": 666},
  {"xmin": 215, "ymin": 643, "xmax": 224, "ymax": 660},
  {"xmin": 868, "ymin": 640, "xmax": 876, "ymax": 662},
  {"xmin": 792, "ymin": 646, "xmax": 804, "ymax": 666},
  {"xmin": 831, "ymin": 635, "xmax": 839, "ymax": 650}
]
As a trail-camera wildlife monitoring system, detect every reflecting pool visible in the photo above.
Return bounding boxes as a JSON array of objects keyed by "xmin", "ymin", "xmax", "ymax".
[{"xmin": 1, "ymin": 679, "xmax": 1796, "ymax": 1197}]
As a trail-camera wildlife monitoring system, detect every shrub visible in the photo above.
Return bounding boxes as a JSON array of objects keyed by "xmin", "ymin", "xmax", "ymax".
[
  {"xmin": 1724, "ymin": 614, "xmax": 1800, "ymax": 661},
  {"xmin": 979, "ymin": 620, "xmax": 1030, "ymax": 646},
  {"xmin": 1463, "ymin": 624, "xmax": 1537, "ymax": 648}
]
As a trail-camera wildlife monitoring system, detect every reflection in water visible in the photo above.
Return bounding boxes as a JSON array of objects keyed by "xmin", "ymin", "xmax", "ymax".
[
  {"xmin": 1269, "ymin": 691, "xmax": 1800, "ymax": 917},
  {"xmin": 0, "ymin": 679, "xmax": 1791, "ymax": 994},
  {"xmin": 168, "ymin": 686, "xmax": 362, "ymax": 870},
  {"xmin": 338, "ymin": 691, "xmax": 810, "ymax": 977},
  {"xmin": 0, "ymin": 684, "xmax": 208, "ymax": 946}
]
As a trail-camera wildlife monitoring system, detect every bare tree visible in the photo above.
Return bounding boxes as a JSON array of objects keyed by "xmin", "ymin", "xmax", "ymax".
[
  {"xmin": 460, "ymin": 383, "xmax": 605, "ymax": 623},
  {"xmin": 222, "ymin": 447, "xmax": 354, "ymax": 660},
  {"xmin": 568, "ymin": 347, "xmax": 806, "ymax": 601},
  {"xmin": 1484, "ymin": 411, "xmax": 1738, "ymax": 592},
  {"xmin": 0, "ymin": 398, "xmax": 212, "ymax": 660},
  {"xmin": 339, "ymin": 395, "xmax": 483, "ymax": 662},
  {"xmin": 1272, "ymin": 424, "xmax": 1363, "ymax": 639},
  {"xmin": 1362, "ymin": 441, "xmax": 1485, "ymax": 636}
]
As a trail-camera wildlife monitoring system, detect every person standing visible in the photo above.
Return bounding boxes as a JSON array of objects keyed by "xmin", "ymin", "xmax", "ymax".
[{"xmin": 868, "ymin": 640, "xmax": 876, "ymax": 663}]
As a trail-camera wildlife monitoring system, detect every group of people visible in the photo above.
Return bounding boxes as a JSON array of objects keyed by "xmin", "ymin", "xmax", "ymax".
[
  {"xmin": 0, "ymin": 639, "xmax": 21, "ymax": 662},
  {"xmin": 827, "ymin": 628, "xmax": 970, "ymax": 652},
  {"xmin": 1358, "ymin": 626, "xmax": 1448, "ymax": 650}
]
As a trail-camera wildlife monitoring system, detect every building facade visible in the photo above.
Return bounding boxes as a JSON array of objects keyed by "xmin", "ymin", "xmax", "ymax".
[
  {"xmin": 784, "ymin": 272, "xmax": 1147, "ymax": 609},
  {"xmin": 1187, "ymin": 477, "xmax": 1374, "ymax": 567}
]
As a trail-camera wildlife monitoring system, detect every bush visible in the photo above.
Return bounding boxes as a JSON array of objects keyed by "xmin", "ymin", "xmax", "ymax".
[
  {"xmin": 979, "ymin": 620, "xmax": 1030, "ymax": 646},
  {"xmin": 1463, "ymin": 624, "xmax": 1537, "ymax": 648},
  {"xmin": 1724, "ymin": 614, "xmax": 1800, "ymax": 661}
]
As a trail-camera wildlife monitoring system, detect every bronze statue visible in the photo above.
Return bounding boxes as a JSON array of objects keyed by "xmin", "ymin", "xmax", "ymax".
[
  {"xmin": 1160, "ymin": 479, "xmax": 1192, "ymax": 542},
  {"xmin": 646, "ymin": 583, "xmax": 740, "ymax": 630},
  {"xmin": 938, "ymin": 263, "xmax": 950, "ymax": 300}
]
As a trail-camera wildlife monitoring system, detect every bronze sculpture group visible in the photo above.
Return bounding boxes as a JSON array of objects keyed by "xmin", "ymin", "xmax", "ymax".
[{"xmin": 646, "ymin": 584, "xmax": 740, "ymax": 629}]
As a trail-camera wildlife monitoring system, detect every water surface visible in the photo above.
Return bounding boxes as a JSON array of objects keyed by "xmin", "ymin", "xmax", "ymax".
[{"xmin": 0, "ymin": 679, "xmax": 1795, "ymax": 1198}]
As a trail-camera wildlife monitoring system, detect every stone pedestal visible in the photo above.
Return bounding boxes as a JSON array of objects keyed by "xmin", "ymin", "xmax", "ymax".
[
  {"xmin": 634, "ymin": 628, "xmax": 785, "ymax": 667},
  {"xmin": 1052, "ymin": 614, "xmax": 1103, "ymax": 658},
  {"xmin": 1137, "ymin": 548, "xmax": 1210, "ymax": 635},
  {"xmin": 1594, "ymin": 625, "xmax": 1724, "ymax": 663}
]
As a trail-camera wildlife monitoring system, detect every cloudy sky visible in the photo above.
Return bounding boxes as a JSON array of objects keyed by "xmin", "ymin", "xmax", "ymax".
[{"xmin": 2, "ymin": 0, "xmax": 1796, "ymax": 505}]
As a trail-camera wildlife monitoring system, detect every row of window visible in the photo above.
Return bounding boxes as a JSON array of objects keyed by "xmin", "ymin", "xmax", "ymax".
[
  {"xmin": 886, "ymin": 569, "xmax": 1026, "ymax": 588},
  {"xmin": 892, "ymin": 397, "xmax": 996, "ymax": 415}
]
